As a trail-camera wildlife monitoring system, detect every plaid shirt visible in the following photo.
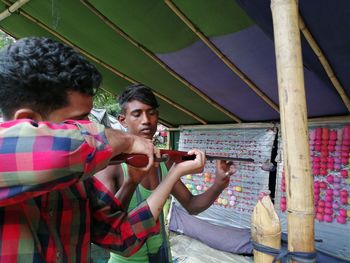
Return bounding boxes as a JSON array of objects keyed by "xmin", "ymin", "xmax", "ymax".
[{"xmin": 0, "ymin": 119, "xmax": 159, "ymax": 263}]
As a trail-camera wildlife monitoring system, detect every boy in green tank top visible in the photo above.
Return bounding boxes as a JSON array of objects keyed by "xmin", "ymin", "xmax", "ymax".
[{"xmin": 95, "ymin": 85, "xmax": 235, "ymax": 262}]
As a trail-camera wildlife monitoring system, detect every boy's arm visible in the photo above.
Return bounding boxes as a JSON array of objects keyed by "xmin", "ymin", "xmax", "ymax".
[
  {"xmin": 95, "ymin": 164, "xmax": 140, "ymax": 211},
  {"xmin": 171, "ymin": 160, "xmax": 235, "ymax": 215},
  {"xmin": 147, "ymin": 149, "xmax": 205, "ymax": 219}
]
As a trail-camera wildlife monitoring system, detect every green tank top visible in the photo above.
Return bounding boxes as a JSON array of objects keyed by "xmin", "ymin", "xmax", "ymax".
[{"xmin": 108, "ymin": 163, "xmax": 172, "ymax": 263}]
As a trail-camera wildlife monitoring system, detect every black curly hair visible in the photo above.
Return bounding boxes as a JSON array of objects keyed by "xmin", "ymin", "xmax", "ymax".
[
  {"xmin": 118, "ymin": 84, "xmax": 159, "ymax": 114},
  {"xmin": 0, "ymin": 37, "xmax": 101, "ymax": 119}
]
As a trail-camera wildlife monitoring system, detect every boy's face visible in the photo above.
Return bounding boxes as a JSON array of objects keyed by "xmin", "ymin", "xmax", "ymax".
[
  {"xmin": 118, "ymin": 100, "xmax": 158, "ymax": 140},
  {"xmin": 47, "ymin": 91, "xmax": 93, "ymax": 122}
]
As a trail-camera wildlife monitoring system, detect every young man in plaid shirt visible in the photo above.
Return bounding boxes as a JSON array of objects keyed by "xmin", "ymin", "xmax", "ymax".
[{"xmin": 0, "ymin": 37, "xmax": 205, "ymax": 262}]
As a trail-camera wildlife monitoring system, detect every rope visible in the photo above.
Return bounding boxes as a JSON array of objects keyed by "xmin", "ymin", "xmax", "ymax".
[{"xmin": 252, "ymin": 241, "xmax": 317, "ymax": 263}]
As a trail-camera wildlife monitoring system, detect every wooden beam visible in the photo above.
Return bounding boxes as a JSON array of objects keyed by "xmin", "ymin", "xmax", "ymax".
[
  {"xmin": 299, "ymin": 15, "xmax": 350, "ymax": 112},
  {"xmin": 80, "ymin": 0, "xmax": 241, "ymax": 123},
  {"xmin": 271, "ymin": 0, "xmax": 315, "ymax": 259},
  {"xmin": 2, "ymin": 1, "xmax": 207, "ymax": 125},
  {"xmin": 164, "ymin": 0, "xmax": 280, "ymax": 113},
  {"xmin": 308, "ymin": 114, "xmax": 350, "ymax": 125}
]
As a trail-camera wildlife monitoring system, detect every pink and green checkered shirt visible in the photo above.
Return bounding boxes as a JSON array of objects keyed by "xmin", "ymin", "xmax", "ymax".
[{"xmin": 0, "ymin": 119, "xmax": 159, "ymax": 263}]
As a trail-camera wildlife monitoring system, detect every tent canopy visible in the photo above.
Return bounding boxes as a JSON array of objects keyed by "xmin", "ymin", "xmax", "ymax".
[{"xmin": 0, "ymin": 0, "xmax": 349, "ymax": 127}]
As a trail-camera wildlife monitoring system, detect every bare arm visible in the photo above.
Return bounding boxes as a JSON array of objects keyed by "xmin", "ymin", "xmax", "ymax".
[
  {"xmin": 147, "ymin": 149, "xmax": 205, "ymax": 219},
  {"xmin": 94, "ymin": 164, "xmax": 140, "ymax": 211},
  {"xmin": 172, "ymin": 160, "xmax": 236, "ymax": 215}
]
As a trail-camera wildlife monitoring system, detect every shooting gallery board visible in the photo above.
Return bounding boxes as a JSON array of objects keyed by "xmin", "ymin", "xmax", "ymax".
[
  {"xmin": 275, "ymin": 123, "xmax": 350, "ymax": 260},
  {"xmin": 176, "ymin": 125, "xmax": 276, "ymax": 228}
]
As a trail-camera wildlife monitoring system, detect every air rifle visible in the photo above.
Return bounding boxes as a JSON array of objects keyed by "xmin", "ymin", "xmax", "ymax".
[{"xmin": 110, "ymin": 149, "xmax": 254, "ymax": 168}]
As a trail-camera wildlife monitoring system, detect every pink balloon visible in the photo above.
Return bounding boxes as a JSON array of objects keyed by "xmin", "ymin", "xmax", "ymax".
[
  {"xmin": 328, "ymin": 140, "xmax": 336, "ymax": 147},
  {"xmin": 327, "ymin": 163, "xmax": 334, "ymax": 170},
  {"xmin": 326, "ymin": 189, "xmax": 333, "ymax": 196},
  {"xmin": 326, "ymin": 175, "xmax": 334, "ymax": 184},
  {"xmin": 324, "ymin": 214, "xmax": 333, "ymax": 223},
  {"xmin": 336, "ymin": 216, "xmax": 346, "ymax": 224},
  {"xmin": 321, "ymin": 150, "xmax": 329, "ymax": 158},
  {"xmin": 314, "ymin": 195, "xmax": 320, "ymax": 203},
  {"xmin": 319, "ymin": 182, "xmax": 327, "ymax": 189},
  {"xmin": 322, "ymin": 128, "xmax": 329, "ymax": 140},
  {"xmin": 325, "ymin": 201, "xmax": 333, "ymax": 208},
  {"xmin": 344, "ymin": 125, "xmax": 350, "ymax": 135},
  {"xmin": 340, "ymin": 190, "xmax": 348, "ymax": 198},
  {"xmin": 324, "ymin": 208, "xmax": 333, "ymax": 215},
  {"xmin": 280, "ymin": 202, "xmax": 286, "ymax": 212},
  {"xmin": 314, "ymin": 188, "xmax": 320, "ymax": 195},
  {"xmin": 281, "ymin": 185, "xmax": 286, "ymax": 192},
  {"xmin": 313, "ymin": 168, "xmax": 320, "ymax": 175},
  {"xmin": 315, "ymin": 128, "xmax": 322, "ymax": 137},
  {"xmin": 320, "ymin": 168, "xmax": 328, "ymax": 176},
  {"xmin": 340, "ymin": 197, "xmax": 348, "ymax": 205},
  {"xmin": 318, "ymin": 200, "xmax": 325, "ymax": 207},
  {"xmin": 339, "ymin": 209, "xmax": 347, "ymax": 217},
  {"xmin": 327, "ymin": 156, "xmax": 334, "ymax": 163},
  {"xmin": 313, "ymin": 156, "xmax": 321, "ymax": 163},
  {"xmin": 312, "ymin": 163, "xmax": 320, "ymax": 169},
  {"xmin": 325, "ymin": 195, "xmax": 333, "ymax": 202},
  {"xmin": 341, "ymin": 151, "xmax": 349, "ymax": 158},
  {"xmin": 316, "ymin": 213, "xmax": 324, "ymax": 222},
  {"xmin": 340, "ymin": 170, "xmax": 348, "ymax": 178},
  {"xmin": 281, "ymin": 196, "xmax": 286, "ymax": 204},
  {"xmin": 330, "ymin": 130, "xmax": 337, "ymax": 140}
]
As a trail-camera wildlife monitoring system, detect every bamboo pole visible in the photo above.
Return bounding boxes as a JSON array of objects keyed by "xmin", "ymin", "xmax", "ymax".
[
  {"xmin": 80, "ymin": 0, "xmax": 241, "ymax": 123},
  {"xmin": 251, "ymin": 194, "xmax": 281, "ymax": 263},
  {"xmin": 0, "ymin": 0, "xmax": 30, "ymax": 21},
  {"xmin": 271, "ymin": 0, "xmax": 315, "ymax": 260},
  {"xmin": 1, "ymin": 0, "xmax": 206, "ymax": 125},
  {"xmin": 299, "ymin": 15, "xmax": 350, "ymax": 112},
  {"xmin": 164, "ymin": 0, "xmax": 280, "ymax": 114}
]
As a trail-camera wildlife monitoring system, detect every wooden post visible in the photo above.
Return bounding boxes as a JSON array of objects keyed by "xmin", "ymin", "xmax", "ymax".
[
  {"xmin": 252, "ymin": 194, "xmax": 281, "ymax": 263},
  {"xmin": 271, "ymin": 0, "xmax": 315, "ymax": 258}
]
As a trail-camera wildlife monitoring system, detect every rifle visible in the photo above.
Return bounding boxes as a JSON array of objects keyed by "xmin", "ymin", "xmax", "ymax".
[{"xmin": 110, "ymin": 149, "xmax": 254, "ymax": 168}]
